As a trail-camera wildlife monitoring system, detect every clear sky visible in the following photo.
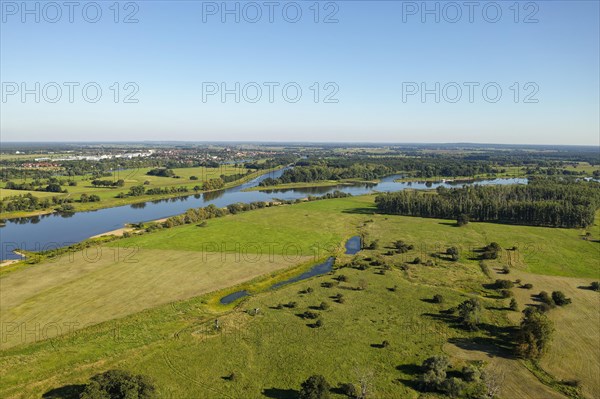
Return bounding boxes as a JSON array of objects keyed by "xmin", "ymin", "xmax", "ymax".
[{"xmin": 1, "ymin": 0, "xmax": 599, "ymax": 145}]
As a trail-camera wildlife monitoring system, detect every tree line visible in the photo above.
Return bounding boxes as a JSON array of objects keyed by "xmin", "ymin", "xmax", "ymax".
[
  {"xmin": 259, "ymin": 164, "xmax": 393, "ymax": 186},
  {"xmin": 375, "ymin": 179, "xmax": 600, "ymax": 228}
]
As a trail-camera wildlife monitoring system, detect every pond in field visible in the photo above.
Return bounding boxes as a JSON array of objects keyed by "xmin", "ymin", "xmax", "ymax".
[
  {"xmin": 344, "ymin": 236, "xmax": 362, "ymax": 255},
  {"xmin": 0, "ymin": 168, "xmax": 526, "ymax": 260},
  {"xmin": 219, "ymin": 257, "xmax": 336, "ymax": 305}
]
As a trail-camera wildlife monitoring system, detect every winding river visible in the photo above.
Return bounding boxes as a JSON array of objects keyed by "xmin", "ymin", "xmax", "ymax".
[{"xmin": 0, "ymin": 169, "xmax": 526, "ymax": 260}]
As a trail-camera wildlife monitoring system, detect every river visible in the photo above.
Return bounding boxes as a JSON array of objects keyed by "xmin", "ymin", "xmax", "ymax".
[{"xmin": 0, "ymin": 169, "xmax": 526, "ymax": 260}]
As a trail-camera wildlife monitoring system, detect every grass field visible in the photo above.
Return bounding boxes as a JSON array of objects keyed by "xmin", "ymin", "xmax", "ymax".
[
  {"xmin": 0, "ymin": 165, "xmax": 261, "ymax": 219},
  {"xmin": 0, "ymin": 195, "xmax": 598, "ymax": 398}
]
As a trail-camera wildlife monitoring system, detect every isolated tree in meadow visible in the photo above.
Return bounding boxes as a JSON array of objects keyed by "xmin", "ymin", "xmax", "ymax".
[
  {"xmin": 457, "ymin": 214, "xmax": 470, "ymax": 226},
  {"xmin": 80, "ymin": 369, "xmax": 156, "ymax": 399},
  {"xmin": 457, "ymin": 298, "xmax": 482, "ymax": 330},
  {"xmin": 516, "ymin": 308, "xmax": 554, "ymax": 360},
  {"xmin": 420, "ymin": 355, "xmax": 450, "ymax": 391},
  {"xmin": 551, "ymin": 291, "xmax": 571, "ymax": 306},
  {"xmin": 299, "ymin": 374, "xmax": 330, "ymax": 399}
]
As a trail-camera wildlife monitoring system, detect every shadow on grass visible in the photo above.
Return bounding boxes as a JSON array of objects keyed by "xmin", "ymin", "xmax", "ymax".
[
  {"xmin": 341, "ymin": 207, "xmax": 377, "ymax": 215},
  {"xmin": 42, "ymin": 384, "xmax": 86, "ymax": 399},
  {"xmin": 395, "ymin": 364, "xmax": 422, "ymax": 390},
  {"xmin": 422, "ymin": 312, "xmax": 517, "ymax": 359},
  {"xmin": 262, "ymin": 387, "xmax": 299, "ymax": 398},
  {"xmin": 578, "ymin": 284, "xmax": 599, "ymax": 291},
  {"xmin": 438, "ymin": 221, "xmax": 459, "ymax": 227}
]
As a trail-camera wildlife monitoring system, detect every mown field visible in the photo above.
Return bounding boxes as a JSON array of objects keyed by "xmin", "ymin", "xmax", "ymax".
[
  {"xmin": 0, "ymin": 165, "xmax": 259, "ymax": 218},
  {"xmin": 0, "ymin": 195, "xmax": 598, "ymax": 398}
]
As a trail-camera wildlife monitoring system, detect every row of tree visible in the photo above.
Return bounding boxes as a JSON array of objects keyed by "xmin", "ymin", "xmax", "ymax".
[
  {"xmin": 375, "ymin": 180, "xmax": 599, "ymax": 228},
  {"xmin": 0, "ymin": 193, "xmax": 74, "ymax": 213},
  {"xmin": 259, "ymin": 164, "xmax": 393, "ymax": 186}
]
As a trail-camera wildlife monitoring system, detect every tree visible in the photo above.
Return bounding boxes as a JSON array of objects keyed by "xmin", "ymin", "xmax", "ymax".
[
  {"xmin": 537, "ymin": 291, "xmax": 555, "ymax": 308},
  {"xmin": 80, "ymin": 369, "xmax": 156, "ymax": 399},
  {"xmin": 494, "ymin": 279, "xmax": 514, "ymax": 289},
  {"xmin": 420, "ymin": 355, "xmax": 450, "ymax": 391},
  {"xmin": 457, "ymin": 213, "xmax": 470, "ymax": 226},
  {"xmin": 516, "ymin": 308, "xmax": 554, "ymax": 359},
  {"xmin": 299, "ymin": 375, "xmax": 330, "ymax": 399},
  {"xmin": 591, "ymin": 281, "xmax": 600, "ymax": 291},
  {"xmin": 128, "ymin": 185, "xmax": 145, "ymax": 196},
  {"xmin": 457, "ymin": 298, "xmax": 482, "ymax": 330},
  {"xmin": 551, "ymin": 291, "xmax": 571, "ymax": 306},
  {"xmin": 509, "ymin": 298, "xmax": 519, "ymax": 311}
]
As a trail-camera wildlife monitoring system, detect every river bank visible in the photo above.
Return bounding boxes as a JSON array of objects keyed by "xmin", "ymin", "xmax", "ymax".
[{"xmin": 0, "ymin": 167, "xmax": 282, "ymax": 221}]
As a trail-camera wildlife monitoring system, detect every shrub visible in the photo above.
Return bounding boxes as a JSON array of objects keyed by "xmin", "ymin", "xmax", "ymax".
[
  {"xmin": 502, "ymin": 265, "xmax": 511, "ymax": 274},
  {"xmin": 462, "ymin": 364, "xmax": 481, "ymax": 382},
  {"xmin": 302, "ymin": 311, "xmax": 319, "ymax": 319},
  {"xmin": 321, "ymin": 282, "xmax": 335, "ymax": 288},
  {"xmin": 446, "ymin": 246, "xmax": 459, "ymax": 261},
  {"xmin": 500, "ymin": 289, "xmax": 513, "ymax": 298},
  {"xmin": 441, "ymin": 377, "xmax": 466, "ymax": 397},
  {"xmin": 413, "ymin": 257, "xmax": 421, "ymax": 265},
  {"xmin": 432, "ymin": 294, "xmax": 444, "ymax": 304},
  {"xmin": 336, "ymin": 275, "xmax": 348, "ymax": 282},
  {"xmin": 494, "ymin": 279, "xmax": 514, "ymax": 289},
  {"xmin": 286, "ymin": 301, "xmax": 297, "ymax": 308},
  {"xmin": 300, "ymin": 375, "xmax": 330, "ymax": 399},
  {"xmin": 522, "ymin": 283, "xmax": 533, "ymax": 289},
  {"xmin": 538, "ymin": 291, "xmax": 555, "ymax": 307},
  {"xmin": 509, "ymin": 298, "xmax": 519, "ymax": 311},
  {"xmin": 551, "ymin": 291, "xmax": 572, "ymax": 306},
  {"xmin": 381, "ymin": 340, "xmax": 390, "ymax": 348},
  {"xmin": 315, "ymin": 319, "xmax": 323, "ymax": 328},
  {"xmin": 319, "ymin": 302, "xmax": 330, "ymax": 310},
  {"xmin": 590, "ymin": 281, "xmax": 599, "ymax": 291}
]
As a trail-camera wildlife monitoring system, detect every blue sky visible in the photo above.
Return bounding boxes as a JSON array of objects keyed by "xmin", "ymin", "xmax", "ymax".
[{"xmin": 1, "ymin": 0, "xmax": 599, "ymax": 144}]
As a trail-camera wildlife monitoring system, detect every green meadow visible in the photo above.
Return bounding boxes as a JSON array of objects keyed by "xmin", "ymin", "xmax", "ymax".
[{"xmin": 0, "ymin": 195, "xmax": 598, "ymax": 398}]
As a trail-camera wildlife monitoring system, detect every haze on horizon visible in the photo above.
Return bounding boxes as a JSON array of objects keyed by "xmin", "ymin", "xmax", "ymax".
[{"xmin": 1, "ymin": 1, "xmax": 599, "ymax": 145}]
